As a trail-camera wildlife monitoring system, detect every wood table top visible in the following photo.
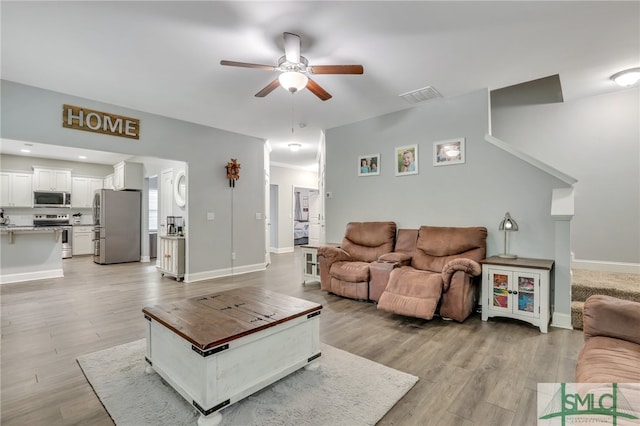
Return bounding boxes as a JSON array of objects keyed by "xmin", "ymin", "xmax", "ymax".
[{"xmin": 143, "ymin": 286, "xmax": 322, "ymax": 350}]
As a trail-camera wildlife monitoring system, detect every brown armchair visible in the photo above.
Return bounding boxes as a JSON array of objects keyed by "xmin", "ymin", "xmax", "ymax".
[
  {"xmin": 377, "ymin": 226, "xmax": 487, "ymax": 322},
  {"xmin": 318, "ymin": 222, "xmax": 396, "ymax": 300}
]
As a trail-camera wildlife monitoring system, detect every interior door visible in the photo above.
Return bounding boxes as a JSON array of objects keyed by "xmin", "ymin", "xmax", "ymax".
[
  {"xmin": 308, "ymin": 190, "xmax": 321, "ymax": 246},
  {"xmin": 160, "ymin": 169, "xmax": 173, "ymax": 237},
  {"xmin": 264, "ymin": 170, "xmax": 271, "ymax": 266}
]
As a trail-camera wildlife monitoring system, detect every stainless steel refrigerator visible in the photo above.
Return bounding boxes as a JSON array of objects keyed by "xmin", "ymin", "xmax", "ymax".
[{"xmin": 93, "ymin": 189, "xmax": 141, "ymax": 264}]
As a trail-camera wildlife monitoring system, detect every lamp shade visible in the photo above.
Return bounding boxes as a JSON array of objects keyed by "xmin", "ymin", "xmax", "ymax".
[
  {"xmin": 279, "ymin": 72, "xmax": 308, "ymax": 93},
  {"xmin": 499, "ymin": 212, "xmax": 518, "ymax": 231}
]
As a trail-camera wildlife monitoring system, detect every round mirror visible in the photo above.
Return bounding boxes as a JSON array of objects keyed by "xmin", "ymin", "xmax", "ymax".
[{"xmin": 174, "ymin": 170, "xmax": 186, "ymax": 207}]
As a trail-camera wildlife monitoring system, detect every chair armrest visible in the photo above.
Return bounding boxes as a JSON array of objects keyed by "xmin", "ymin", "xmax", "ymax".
[
  {"xmin": 317, "ymin": 246, "xmax": 351, "ymax": 292},
  {"xmin": 441, "ymin": 258, "xmax": 482, "ymax": 291},
  {"xmin": 378, "ymin": 252, "xmax": 412, "ymax": 266},
  {"xmin": 317, "ymin": 246, "xmax": 351, "ymax": 265},
  {"xmin": 583, "ymin": 295, "xmax": 640, "ymax": 345}
]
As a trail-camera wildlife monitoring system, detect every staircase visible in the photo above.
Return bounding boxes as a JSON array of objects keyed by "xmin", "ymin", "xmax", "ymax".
[{"xmin": 571, "ymin": 269, "xmax": 640, "ymax": 329}]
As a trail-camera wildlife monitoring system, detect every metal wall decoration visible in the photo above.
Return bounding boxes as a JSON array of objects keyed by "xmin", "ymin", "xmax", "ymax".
[{"xmin": 225, "ymin": 159, "xmax": 241, "ymax": 187}]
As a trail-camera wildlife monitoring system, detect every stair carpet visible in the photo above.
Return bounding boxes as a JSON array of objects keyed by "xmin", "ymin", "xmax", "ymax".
[{"xmin": 570, "ymin": 269, "xmax": 640, "ymax": 329}]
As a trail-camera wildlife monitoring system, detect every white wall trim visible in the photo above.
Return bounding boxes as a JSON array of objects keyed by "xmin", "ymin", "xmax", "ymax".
[
  {"xmin": 485, "ymin": 134, "xmax": 578, "ymax": 185},
  {"xmin": 271, "ymin": 246, "xmax": 294, "ymax": 254},
  {"xmin": 140, "ymin": 256, "xmax": 151, "ymax": 263},
  {"xmin": 0, "ymin": 269, "xmax": 63, "ymax": 284},
  {"xmin": 185, "ymin": 263, "xmax": 266, "ymax": 283},
  {"xmin": 572, "ymin": 258, "xmax": 640, "ymax": 274},
  {"xmin": 550, "ymin": 312, "xmax": 573, "ymax": 330}
]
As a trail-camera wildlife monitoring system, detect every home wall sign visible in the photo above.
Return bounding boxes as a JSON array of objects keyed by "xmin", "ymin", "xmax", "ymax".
[{"xmin": 62, "ymin": 104, "xmax": 140, "ymax": 139}]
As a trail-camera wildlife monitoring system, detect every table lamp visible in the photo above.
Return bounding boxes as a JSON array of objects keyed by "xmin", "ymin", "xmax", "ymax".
[{"xmin": 498, "ymin": 212, "xmax": 518, "ymax": 258}]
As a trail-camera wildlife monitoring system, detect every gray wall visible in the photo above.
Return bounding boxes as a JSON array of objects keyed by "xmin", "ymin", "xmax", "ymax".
[
  {"xmin": 492, "ymin": 87, "xmax": 639, "ymax": 264},
  {"xmin": 1, "ymin": 80, "xmax": 266, "ymax": 279},
  {"xmin": 325, "ymin": 89, "xmax": 570, "ymax": 259}
]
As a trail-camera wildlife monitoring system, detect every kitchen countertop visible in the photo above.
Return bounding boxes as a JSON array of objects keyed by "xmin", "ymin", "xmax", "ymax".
[{"xmin": 0, "ymin": 225, "xmax": 72, "ymax": 232}]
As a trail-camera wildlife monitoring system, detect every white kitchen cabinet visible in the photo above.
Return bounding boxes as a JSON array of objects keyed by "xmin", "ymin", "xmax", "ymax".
[
  {"xmin": 103, "ymin": 174, "xmax": 114, "ymax": 190},
  {"xmin": 71, "ymin": 177, "xmax": 103, "ymax": 208},
  {"xmin": 481, "ymin": 256, "xmax": 554, "ymax": 333},
  {"xmin": 113, "ymin": 161, "xmax": 143, "ymax": 191},
  {"xmin": 73, "ymin": 225, "xmax": 94, "ymax": 255},
  {"xmin": 157, "ymin": 236, "xmax": 185, "ymax": 281},
  {"xmin": 0, "ymin": 172, "xmax": 33, "ymax": 207},
  {"xmin": 32, "ymin": 167, "xmax": 71, "ymax": 192}
]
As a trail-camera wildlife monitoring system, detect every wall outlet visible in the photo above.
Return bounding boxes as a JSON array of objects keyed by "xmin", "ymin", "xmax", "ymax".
[
  {"xmin": 207, "ymin": 212, "xmax": 215, "ymax": 220},
  {"xmin": 255, "ymin": 212, "xmax": 262, "ymax": 220},
  {"xmin": 231, "ymin": 252, "xmax": 236, "ymax": 260}
]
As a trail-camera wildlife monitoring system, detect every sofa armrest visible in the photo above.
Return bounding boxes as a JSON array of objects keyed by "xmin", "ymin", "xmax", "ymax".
[
  {"xmin": 378, "ymin": 252, "xmax": 412, "ymax": 266},
  {"xmin": 441, "ymin": 258, "xmax": 482, "ymax": 292},
  {"xmin": 317, "ymin": 246, "xmax": 351, "ymax": 292},
  {"xmin": 583, "ymin": 295, "xmax": 640, "ymax": 346}
]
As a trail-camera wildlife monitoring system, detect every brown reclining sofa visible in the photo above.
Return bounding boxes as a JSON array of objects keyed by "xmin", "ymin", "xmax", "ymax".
[{"xmin": 318, "ymin": 223, "xmax": 487, "ymax": 322}]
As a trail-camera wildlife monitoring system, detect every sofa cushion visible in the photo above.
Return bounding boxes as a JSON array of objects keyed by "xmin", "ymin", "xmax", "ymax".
[
  {"xmin": 330, "ymin": 261, "xmax": 371, "ymax": 282},
  {"xmin": 341, "ymin": 221, "xmax": 396, "ymax": 262},
  {"xmin": 377, "ymin": 267, "xmax": 442, "ymax": 320},
  {"xmin": 412, "ymin": 226, "xmax": 487, "ymax": 272},
  {"xmin": 576, "ymin": 336, "xmax": 640, "ymax": 383}
]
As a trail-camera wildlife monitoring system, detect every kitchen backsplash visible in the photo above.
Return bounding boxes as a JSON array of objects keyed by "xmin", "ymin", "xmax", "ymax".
[{"xmin": 2, "ymin": 207, "xmax": 94, "ymax": 226}]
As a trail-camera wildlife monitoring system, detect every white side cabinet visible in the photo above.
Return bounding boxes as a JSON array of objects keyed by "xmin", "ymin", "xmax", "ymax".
[
  {"xmin": 33, "ymin": 167, "xmax": 71, "ymax": 192},
  {"xmin": 481, "ymin": 256, "xmax": 554, "ymax": 333},
  {"xmin": 301, "ymin": 244, "xmax": 321, "ymax": 285},
  {"xmin": 71, "ymin": 177, "xmax": 103, "ymax": 208},
  {"xmin": 158, "ymin": 236, "xmax": 185, "ymax": 281},
  {"xmin": 0, "ymin": 172, "xmax": 33, "ymax": 207},
  {"xmin": 73, "ymin": 226, "xmax": 94, "ymax": 255}
]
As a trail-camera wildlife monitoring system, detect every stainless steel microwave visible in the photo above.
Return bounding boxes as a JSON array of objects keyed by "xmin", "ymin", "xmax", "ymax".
[{"xmin": 33, "ymin": 191, "xmax": 71, "ymax": 208}]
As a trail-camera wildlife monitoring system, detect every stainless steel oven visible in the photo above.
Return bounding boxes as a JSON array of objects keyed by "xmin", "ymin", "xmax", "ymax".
[{"xmin": 33, "ymin": 214, "xmax": 72, "ymax": 258}]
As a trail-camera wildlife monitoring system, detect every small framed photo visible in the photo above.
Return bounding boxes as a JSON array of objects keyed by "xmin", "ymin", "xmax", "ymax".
[
  {"xmin": 395, "ymin": 144, "xmax": 418, "ymax": 176},
  {"xmin": 358, "ymin": 153, "xmax": 380, "ymax": 176},
  {"xmin": 433, "ymin": 138, "xmax": 465, "ymax": 166}
]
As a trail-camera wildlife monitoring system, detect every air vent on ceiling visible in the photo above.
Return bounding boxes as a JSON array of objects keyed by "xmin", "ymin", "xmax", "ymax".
[{"xmin": 399, "ymin": 86, "xmax": 442, "ymax": 105}]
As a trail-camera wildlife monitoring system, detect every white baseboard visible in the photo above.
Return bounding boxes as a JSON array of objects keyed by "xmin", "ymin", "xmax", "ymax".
[
  {"xmin": 571, "ymin": 258, "xmax": 640, "ymax": 274},
  {"xmin": 550, "ymin": 312, "xmax": 573, "ymax": 330},
  {"xmin": 185, "ymin": 263, "xmax": 266, "ymax": 283},
  {"xmin": 140, "ymin": 256, "xmax": 150, "ymax": 263},
  {"xmin": 0, "ymin": 269, "xmax": 63, "ymax": 284},
  {"xmin": 270, "ymin": 246, "xmax": 294, "ymax": 254}
]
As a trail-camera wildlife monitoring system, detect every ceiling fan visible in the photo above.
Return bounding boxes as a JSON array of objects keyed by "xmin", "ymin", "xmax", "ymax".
[{"xmin": 220, "ymin": 32, "xmax": 364, "ymax": 101}]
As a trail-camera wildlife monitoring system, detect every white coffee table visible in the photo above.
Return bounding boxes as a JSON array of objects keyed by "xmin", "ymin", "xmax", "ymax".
[{"xmin": 143, "ymin": 286, "xmax": 322, "ymax": 425}]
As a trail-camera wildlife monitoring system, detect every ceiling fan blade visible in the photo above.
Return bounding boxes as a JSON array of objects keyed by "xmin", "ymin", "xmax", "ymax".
[
  {"xmin": 255, "ymin": 79, "xmax": 281, "ymax": 97},
  {"xmin": 220, "ymin": 60, "xmax": 276, "ymax": 71},
  {"xmin": 306, "ymin": 78, "xmax": 332, "ymax": 101},
  {"xmin": 283, "ymin": 32, "xmax": 301, "ymax": 64},
  {"xmin": 309, "ymin": 65, "xmax": 364, "ymax": 75}
]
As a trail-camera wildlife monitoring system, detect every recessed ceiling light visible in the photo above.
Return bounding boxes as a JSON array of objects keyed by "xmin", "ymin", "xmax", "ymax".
[
  {"xmin": 20, "ymin": 149, "xmax": 31, "ymax": 153},
  {"xmin": 78, "ymin": 155, "xmax": 87, "ymax": 159},
  {"xmin": 611, "ymin": 67, "xmax": 640, "ymax": 87}
]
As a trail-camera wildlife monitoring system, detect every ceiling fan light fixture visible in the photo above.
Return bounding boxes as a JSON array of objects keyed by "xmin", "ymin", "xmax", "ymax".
[
  {"xmin": 611, "ymin": 67, "xmax": 640, "ymax": 87},
  {"xmin": 288, "ymin": 143, "xmax": 302, "ymax": 152},
  {"xmin": 279, "ymin": 72, "xmax": 308, "ymax": 93}
]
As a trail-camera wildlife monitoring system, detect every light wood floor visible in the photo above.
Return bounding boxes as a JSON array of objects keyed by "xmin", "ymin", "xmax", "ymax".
[{"xmin": 1, "ymin": 251, "xmax": 585, "ymax": 425}]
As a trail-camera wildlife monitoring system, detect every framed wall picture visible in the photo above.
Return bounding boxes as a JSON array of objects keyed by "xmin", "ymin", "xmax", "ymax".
[
  {"xmin": 395, "ymin": 144, "xmax": 418, "ymax": 176},
  {"xmin": 433, "ymin": 138, "xmax": 465, "ymax": 166},
  {"xmin": 358, "ymin": 153, "xmax": 380, "ymax": 176}
]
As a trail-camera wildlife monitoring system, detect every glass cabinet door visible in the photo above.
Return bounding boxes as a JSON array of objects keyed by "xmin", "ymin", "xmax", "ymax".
[
  {"xmin": 515, "ymin": 272, "xmax": 539, "ymax": 317},
  {"xmin": 490, "ymin": 270, "xmax": 511, "ymax": 313}
]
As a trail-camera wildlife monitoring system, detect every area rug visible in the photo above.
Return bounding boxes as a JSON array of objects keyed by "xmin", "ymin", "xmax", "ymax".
[{"xmin": 77, "ymin": 339, "xmax": 418, "ymax": 426}]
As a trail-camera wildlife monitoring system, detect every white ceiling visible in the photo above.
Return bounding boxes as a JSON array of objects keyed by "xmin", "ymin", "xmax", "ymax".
[{"xmin": 1, "ymin": 1, "xmax": 638, "ymax": 168}]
